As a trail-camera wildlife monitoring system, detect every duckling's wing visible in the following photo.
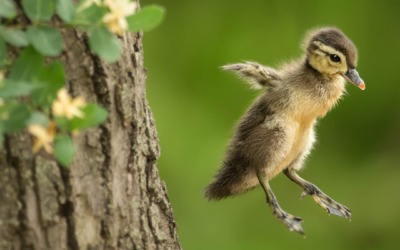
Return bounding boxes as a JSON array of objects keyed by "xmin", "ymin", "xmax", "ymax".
[{"xmin": 221, "ymin": 61, "xmax": 282, "ymax": 89}]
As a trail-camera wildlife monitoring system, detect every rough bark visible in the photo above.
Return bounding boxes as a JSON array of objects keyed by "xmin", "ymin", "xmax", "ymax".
[{"xmin": 0, "ymin": 1, "xmax": 182, "ymax": 249}]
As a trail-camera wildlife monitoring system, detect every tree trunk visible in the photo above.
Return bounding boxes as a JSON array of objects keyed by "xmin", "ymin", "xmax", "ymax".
[{"xmin": 0, "ymin": 1, "xmax": 182, "ymax": 249}]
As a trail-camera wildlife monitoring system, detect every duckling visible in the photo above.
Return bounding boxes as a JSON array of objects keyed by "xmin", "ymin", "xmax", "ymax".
[{"xmin": 204, "ymin": 27, "xmax": 364, "ymax": 235}]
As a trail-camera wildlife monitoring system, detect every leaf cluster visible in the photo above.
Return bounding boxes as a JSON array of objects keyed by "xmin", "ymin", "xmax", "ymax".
[{"xmin": 0, "ymin": 0, "xmax": 165, "ymax": 166}]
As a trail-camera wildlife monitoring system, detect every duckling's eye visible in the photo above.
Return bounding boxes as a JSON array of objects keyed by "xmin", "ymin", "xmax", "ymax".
[{"xmin": 330, "ymin": 54, "xmax": 341, "ymax": 62}]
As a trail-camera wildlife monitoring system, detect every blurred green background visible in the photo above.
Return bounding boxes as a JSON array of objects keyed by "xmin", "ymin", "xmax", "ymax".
[{"xmin": 142, "ymin": 0, "xmax": 400, "ymax": 249}]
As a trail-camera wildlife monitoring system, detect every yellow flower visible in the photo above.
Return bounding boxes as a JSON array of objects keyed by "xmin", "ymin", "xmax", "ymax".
[
  {"xmin": 52, "ymin": 88, "xmax": 86, "ymax": 120},
  {"xmin": 77, "ymin": 0, "xmax": 102, "ymax": 12},
  {"xmin": 102, "ymin": 0, "xmax": 137, "ymax": 35},
  {"xmin": 28, "ymin": 122, "xmax": 56, "ymax": 154}
]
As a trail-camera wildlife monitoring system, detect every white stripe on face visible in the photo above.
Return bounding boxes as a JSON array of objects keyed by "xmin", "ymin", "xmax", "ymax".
[{"xmin": 313, "ymin": 41, "xmax": 347, "ymax": 66}]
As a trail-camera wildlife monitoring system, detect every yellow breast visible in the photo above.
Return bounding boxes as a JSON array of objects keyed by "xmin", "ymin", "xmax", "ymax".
[{"xmin": 267, "ymin": 116, "xmax": 314, "ymax": 180}]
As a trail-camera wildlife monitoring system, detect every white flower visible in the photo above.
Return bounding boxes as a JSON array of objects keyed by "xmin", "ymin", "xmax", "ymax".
[
  {"xmin": 102, "ymin": 0, "xmax": 137, "ymax": 35},
  {"xmin": 28, "ymin": 122, "xmax": 56, "ymax": 154},
  {"xmin": 77, "ymin": 0, "xmax": 102, "ymax": 12},
  {"xmin": 52, "ymin": 88, "xmax": 86, "ymax": 120}
]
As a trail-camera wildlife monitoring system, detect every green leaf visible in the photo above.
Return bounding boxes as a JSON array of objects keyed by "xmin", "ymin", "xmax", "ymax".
[
  {"xmin": 26, "ymin": 26, "xmax": 63, "ymax": 56},
  {"xmin": 54, "ymin": 116, "xmax": 68, "ymax": 130},
  {"xmin": 0, "ymin": 36, "xmax": 5, "ymax": 67},
  {"xmin": 0, "ymin": 121, "xmax": 3, "ymax": 149},
  {"xmin": 127, "ymin": 5, "xmax": 165, "ymax": 32},
  {"xmin": 22, "ymin": 0, "xmax": 55, "ymax": 21},
  {"xmin": 0, "ymin": 79, "xmax": 43, "ymax": 99},
  {"xmin": 0, "ymin": 102, "xmax": 30, "ymax": 133},
  {"xmin": 0, "ymin": 0, "xmax": 16, "ymax": 19},
  {"xmin": 69, "ymin": 103, "xmax": 108, "ymax": 130},
  {"xmin": 89, "ymin": 27, "xmax": 121, "ymax": 63},
  {"xmin": 0, "ymin": 28, "xmax": 29, "ymax": 47},
  {"xmin": 9, "ymin": 46, "xmax": 44, "ymax": 81},
  {"xmin": 56, "ymin": 0, "xmax": 76, "ymax": 23},
  {"xmin": 74, "ymin": 4, "xmax": 108, "ymax": 24},
  {"xmin": 31, "ymin": 60, "xmax": 65, "ymax": 107},
  {"xmin": 54, "ymin": 135, "xmax": 75, "ymax": 166},
  {"xmin": 25, "ymin": 112, "xmax": 49, "ymax": 127}
]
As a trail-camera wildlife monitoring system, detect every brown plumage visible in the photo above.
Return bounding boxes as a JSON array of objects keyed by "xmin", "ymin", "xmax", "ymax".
[{"xmin": 204, "ymin": 27, "xmax": 364, "ymax": 235}]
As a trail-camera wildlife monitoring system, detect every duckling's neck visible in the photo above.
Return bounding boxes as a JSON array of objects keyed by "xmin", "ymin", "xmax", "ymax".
[
  {"xmin": 304, "ymin": 58, "xmax": 335, "ymax": 83},
  {"xmin": 302, "ymin": 57, "xmax": 345, "ymax": 92},
  {"xmin": 294, "ymin": 58, "xmax": 346, "ymax": 118}
]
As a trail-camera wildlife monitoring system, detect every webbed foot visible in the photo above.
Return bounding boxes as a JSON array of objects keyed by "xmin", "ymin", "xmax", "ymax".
[
  {"xmin": 284, "ymin": 168, "xmax": 351, "ymax": 220},
  {"xmin": 258, "ymin": 172, "xmax": 306, "ymax": 236},
  {"xmin": 269, "ymin": 199, "xmax": 305, "ymax": 235},
  {"xmin": 300, "ymin": 183, "xmax": 351, "ymax": 220}
]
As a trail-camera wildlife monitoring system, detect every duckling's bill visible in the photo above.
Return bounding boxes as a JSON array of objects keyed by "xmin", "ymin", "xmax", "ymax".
[{"xmin": 341, "ymin": 68, "xmax": 365, "ymax": 90}]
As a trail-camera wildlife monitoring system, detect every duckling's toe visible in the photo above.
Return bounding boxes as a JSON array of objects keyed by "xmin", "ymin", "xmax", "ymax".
[
  {"xmin": 269, "ymin": 200, "xmax": 305, "ymax": 236},
  {"xmin": 300, "ymin": 184, "xmax": 351, "ymax": 220}
]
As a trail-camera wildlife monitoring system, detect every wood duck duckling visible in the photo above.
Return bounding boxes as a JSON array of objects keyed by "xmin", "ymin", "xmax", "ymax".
[{"xmin": 204, "ymin": 27, "xmax": 364, "ymax": 235}]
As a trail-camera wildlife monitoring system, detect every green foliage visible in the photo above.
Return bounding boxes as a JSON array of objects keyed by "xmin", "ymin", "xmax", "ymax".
[
  {"xmin": 74, "ymin": 4, "xmax": 108, "ymax": 24},
  {"xmin": 0, "ymin": 0, "xmax": 16, "ymax": 19},
  {"xmin": 23, "ymin": 0, "xmax": 55, "ymax": 21},
  {"xmin": 0, "ymin": 101, "xmax": 30, "ymax": 133},
  {"xmin": 69, "ymin": 104, "xmax": 109, "ymax": 130},
  {"xmin": 26, "ymin": 26, "xmax": 63, "ymax": 56},
  {"xmin": 0, "ymin": 36, "xmax": 5, "ymax": 66},
  {"xmin": 89, "ymin": 27, "xmax": 121, "ymax": 63},
  {"xmin": 54, "ymin": 135, "xmax": 74, "ymax": 166},
  {"xmin": 9, "ymin": 46, "xmax": 44, "ymax": 81},
  {"xmin": 0, "ymin": 121, "xmax": 3, "ymax": 148},
  {"xmin": 127, "ymin": 5, "xmax": 165, "ymax": 32},
  {"xmin": 1, "ymin": 0, "xmax": 166, "ymax": 64},
  {"xmin": 55, "ymin": 103, "xmax": 108, "ymax": 131},
  {"xmin": 55, "ymin": 0, "xmax": 76, "ymax": 23},
  {"xmin": 25, "ymin": 112, "xmax": 49, "ymax": 127},
  {"xmin": 0, "ymin": 0, "xmax": 165, "ymax": 166},
  {"xmin": 0, "ymin": 28, "xmax": 29, "ymax": 47},
  {"xmin": 0, "ymin": 79, "xmax": 43, "ymax": 99},
  {"xmin": 31, "ymin": 60, "xmax": 65, "ymax": 107}
]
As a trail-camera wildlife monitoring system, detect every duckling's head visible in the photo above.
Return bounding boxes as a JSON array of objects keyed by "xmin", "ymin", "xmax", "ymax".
[{"xmin": 304, "ymin": 27, "xmax": 365, "ymax": 90}]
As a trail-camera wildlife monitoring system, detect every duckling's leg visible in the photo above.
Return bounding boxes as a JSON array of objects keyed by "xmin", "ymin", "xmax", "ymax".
[
  {"xmin": 257, "ymin": 172, "xmax": 305, "ymax": 235},
  {"xmin": 284, "ymin": 168, "xmax": 351, "ymax": 220}
]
